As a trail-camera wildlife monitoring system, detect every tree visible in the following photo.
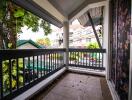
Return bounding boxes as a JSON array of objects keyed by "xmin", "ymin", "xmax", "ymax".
[
  {"xmin": 86, "ymin": 42, "xmax": 100, "ymax": 60},
  {"xmin": 36, "ymin": 37, "xmax": 51, "ymax": 47},
  {"xmin": 0, "ymin": 0, "xmax": 52, "ymax": 94},
  {"xmin": 87, "ymin": 42, "xmax": 99, "ymax": 49},
  {"xmin": 0, "ymin": 0, "xmax": 52, "ymax": 49}
]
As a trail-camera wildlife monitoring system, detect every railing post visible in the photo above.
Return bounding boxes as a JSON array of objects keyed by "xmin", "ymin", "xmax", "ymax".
[{"xmin": 63, "ymin": 21, "xmax": 69, "ymax": 69}]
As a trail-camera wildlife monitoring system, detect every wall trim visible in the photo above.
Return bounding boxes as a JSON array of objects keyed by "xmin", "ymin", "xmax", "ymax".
[
  {"xmin": 107, "ymin": 80, "xmax": 120, "ymax": 100},
  {"xmin": 68, "ymin": 67, "xmax": 105, "ymax": 77}
]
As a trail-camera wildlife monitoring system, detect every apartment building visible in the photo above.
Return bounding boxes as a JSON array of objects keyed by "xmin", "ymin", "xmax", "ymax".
[{"xmin": 52, "ymin": 23, "xmax": 102, "ymax": 48}]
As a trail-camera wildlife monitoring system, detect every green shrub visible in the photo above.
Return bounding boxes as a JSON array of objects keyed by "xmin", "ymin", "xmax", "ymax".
[
  {"xmin": 87, "ymin": 42, "xmax": 99, "ymax": 49},
  {"xmin": 69, "ymin": 52, "xmax": 79, "ymax": 61},
  {"xmin": 2, "ymin": 59, "xmax": 23, "ymax": 93},
  {"xmin": 50, "ymin": 54, "xmax": 63, "ymax": 60}
]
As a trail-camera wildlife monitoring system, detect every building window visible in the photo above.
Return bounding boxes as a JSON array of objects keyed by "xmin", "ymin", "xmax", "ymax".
[
  {"xmin": 86, "ymin": 38, "xmax": 91, "ymax": 42},
  {"xmin": 69, "ymin": 40, "xmax": 73, "ymax": 44}
]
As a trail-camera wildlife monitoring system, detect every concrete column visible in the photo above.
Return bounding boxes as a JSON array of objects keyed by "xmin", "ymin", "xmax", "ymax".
[
  {"xmin": 103, "ymin": 0, "xmax": 110, "ymax": 80},
  {"xmin": 63, "ymin": 21, "xmax": 69, "ymax": 68}
]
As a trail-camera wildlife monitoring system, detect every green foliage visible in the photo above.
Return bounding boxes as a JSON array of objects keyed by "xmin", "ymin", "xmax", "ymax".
[
  {"xmin": 12, "ymin": 3, "xmax": 52, "ymax": 35},
  {"xmin": 14, "ymin": 6, "xmax": 52, "ymax": 35},
  {"xmin": 0, "ymin": 9, "xmax": 4, "ymax": 21},
  {"xmin": 57, "ymin": 54, "xmax": 63, "ymax": 60},
  {"xmin": 23, "ymin": 12, "xmax": 40, "ymax": 32},
  {"xmin": 14, "ymin": 8, "xmax": 24, "ymax": 18},
  {"xmin": 0, "ymin": 1, "xmax": 52, "ymax": 49},
  {"xmin": 86, "ymin": 42, "xmax": 100, "ymax": 60},
  {"xmin": 0, "ymin": 0, "xmax": 6, "ymax": 21},
  {"xmin": 69, "ymin": 52, "xmax": 79, "ymax": 61},
  {"xmin": 51, "ymin": 54, "xmax": 63, "ymax": 60},
  {"xmin": 87, "ymin": 42, "xmax": 99, "ymax": 49},
  {"xmin": 36, "ymin": 37, "xmax": 51, "ymax": 47},
  {"xmin": 13, "ymin": 7, "xmax": 52, "ymax": 34},
  {"xmin": 0, "ymin": 0, "xmax": 53, "ymax": 95},
  {"xmin": 2, "ymin": 59, "xmax": 23, "ymax": 92},
  {"xmin": 8, "ymin": 43, "xmax": 12, "ymax": 48},
  {"xmin": 40, "ymin": 20, "xmax": 52, "ymax": 35}
]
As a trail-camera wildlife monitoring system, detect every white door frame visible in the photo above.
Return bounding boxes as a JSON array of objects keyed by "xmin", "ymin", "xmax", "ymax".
[
  {"xmin": 129, "ymin": 1, "xmax": 132, "ymax": 100},
  {"xmin": 129, "ymin": 40, "xmax": 132, "ymax": 100},
  {"xmin": 103, "ymin": 0, "xmax": 110, "ymax": 80}
]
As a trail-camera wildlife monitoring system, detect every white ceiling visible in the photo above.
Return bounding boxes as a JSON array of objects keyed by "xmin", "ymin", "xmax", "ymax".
[
  {"xmin": 33, "ymin": 0, "xmax": 106, "ymax": 26},
  {"xmin": 49, "ymin": 0, "xmax": 85, "ymax": 15}
]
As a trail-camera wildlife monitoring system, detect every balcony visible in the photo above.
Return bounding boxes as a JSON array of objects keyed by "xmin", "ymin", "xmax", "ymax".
[
  {"xmin": 0, "ymin": 0, "xmax": 132, "ymax": 100},
  {"xmin": 31, "ymin": 72, "xmax": 112, "ymax": 100},
  {"xmin": 0, "ymin": 48, "xmax": 107, "ymax": 100}
]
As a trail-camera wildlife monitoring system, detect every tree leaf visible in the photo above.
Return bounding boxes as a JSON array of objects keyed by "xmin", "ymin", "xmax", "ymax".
[
  {"xmin": 14, "ymin": 9, "xmax": 24, "ymax": 18},
  {"xmin": 8, "ymin": 43, "xmax": 12, "ymax": 48}
]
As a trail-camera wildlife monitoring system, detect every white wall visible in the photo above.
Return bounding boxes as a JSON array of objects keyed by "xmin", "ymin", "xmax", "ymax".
[{"xmin": 17, "ymin": 43, "xmax": 38, "ymax": 49}]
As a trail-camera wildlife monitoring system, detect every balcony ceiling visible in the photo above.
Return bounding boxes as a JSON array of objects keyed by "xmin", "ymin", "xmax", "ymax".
[
  {"xmin": 38, "ymin": 0, "xmax": 106, "ymax": 27},
  {"xmin": 13, "ymin": 0, "xmax": 106, "ymax": 27},
  {"xmin": 48, "ymin": 0, "xmax": 86, "ymax": 16},
  {"xmin": 78, "ymin": 6, "xmax": 104, "ymax": 26},
  {"xmin": 48, "ymin": 0, "xmax": 105, "ymax": 20}
]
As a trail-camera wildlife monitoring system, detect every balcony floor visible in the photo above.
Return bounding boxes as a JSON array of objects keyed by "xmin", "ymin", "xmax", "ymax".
[{"xmin": 31, "ymin": 72, "xmax": 112, "ymax": 100}]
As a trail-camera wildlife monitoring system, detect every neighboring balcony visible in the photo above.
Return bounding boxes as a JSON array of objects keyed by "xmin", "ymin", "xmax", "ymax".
[{"xmin": 0, "ymin": 48, "xmax": 107, "ymax": 100}]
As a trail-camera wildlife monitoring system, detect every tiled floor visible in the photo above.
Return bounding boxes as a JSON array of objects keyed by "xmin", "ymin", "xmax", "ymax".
[{"xmin": 31, "ymin": 73, "xmax": 112, "ymax": 100}]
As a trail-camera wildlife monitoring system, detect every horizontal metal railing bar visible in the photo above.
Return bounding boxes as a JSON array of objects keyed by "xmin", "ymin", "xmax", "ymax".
[
  {"xmin": 69, "ymin": 48, "xmax": 106, "ymax": 53},
  {"xmin": 0, "ymin": 48, "xmax": 66, "ymax": 60}
]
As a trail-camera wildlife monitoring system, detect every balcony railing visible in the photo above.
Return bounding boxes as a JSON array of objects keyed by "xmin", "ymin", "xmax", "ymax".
[
  {"xmin": 69, "ymin": 48, "xmax": 106, "ymax": 70},
  {"xmin": 0, "ymin": 48, "xmax": 106, "ymax": 99},
  {"xmin": 0, "ymin": 49, "xmax": 65, "ymax": 99}
]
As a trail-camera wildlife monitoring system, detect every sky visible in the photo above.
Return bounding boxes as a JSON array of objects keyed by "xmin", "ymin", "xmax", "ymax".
[
  {"xmin": 18, "ymin": 20, "xmax": 80, "ymax": 42},
  {"xmin": 18, "ymin": 25, "xmax": 59, "ymax": 41}
]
